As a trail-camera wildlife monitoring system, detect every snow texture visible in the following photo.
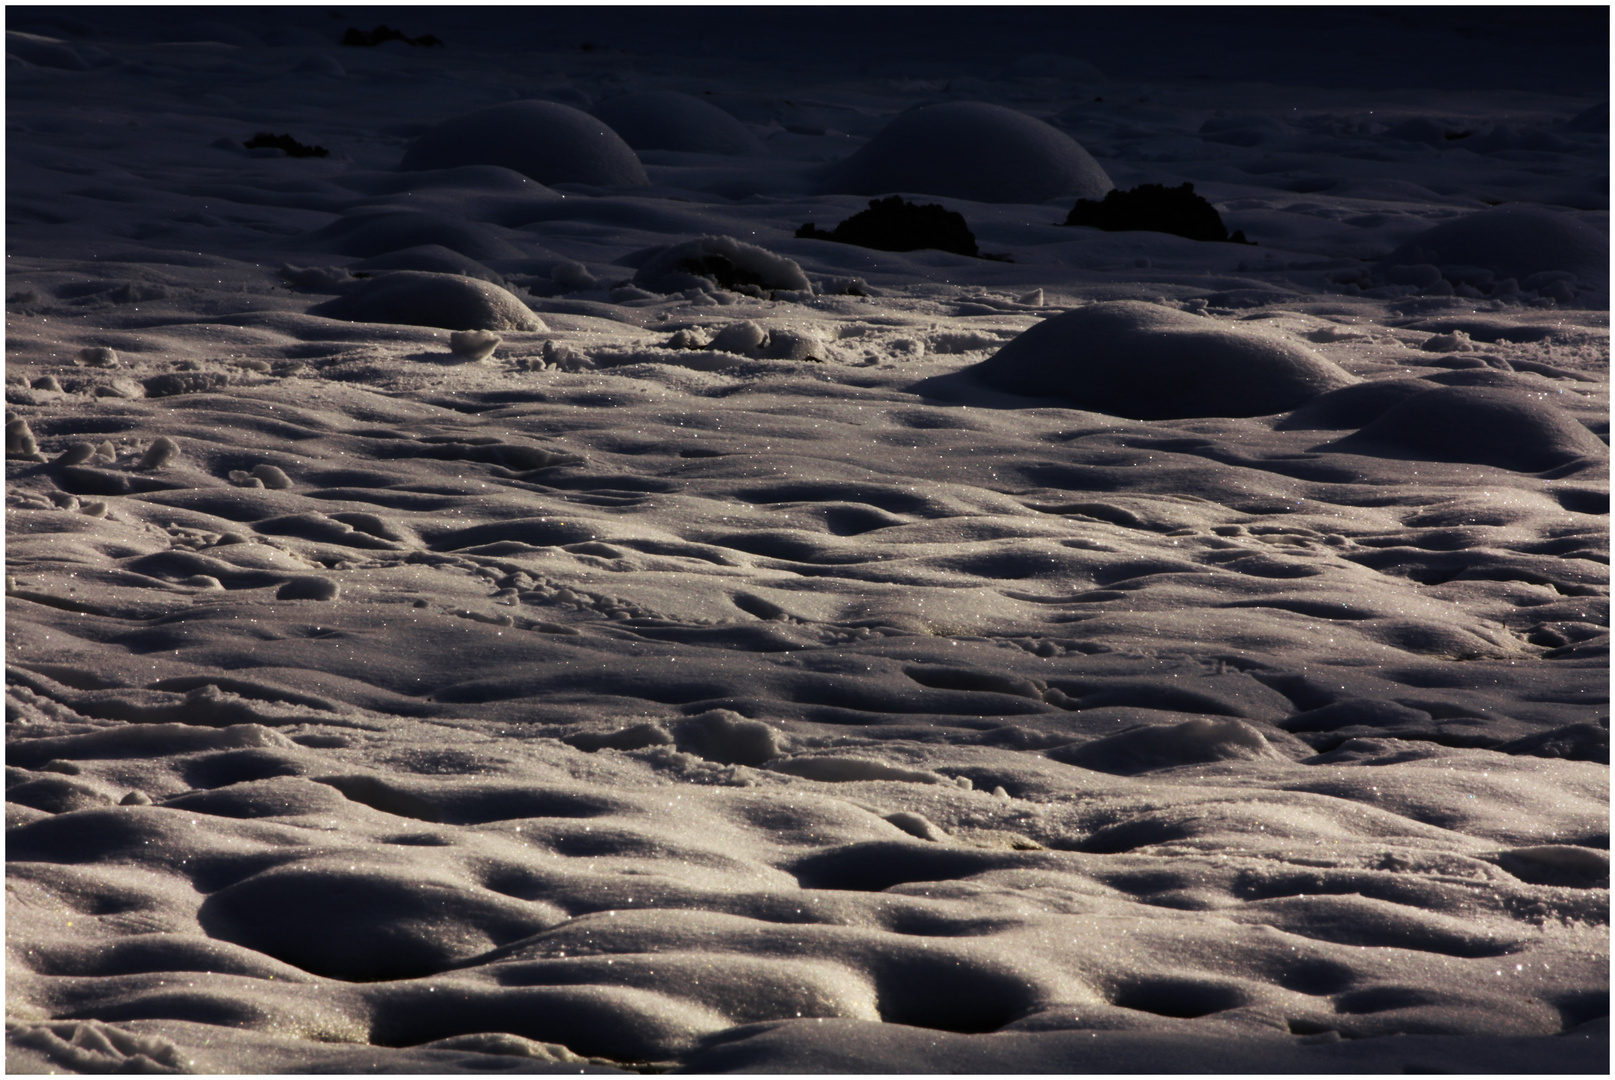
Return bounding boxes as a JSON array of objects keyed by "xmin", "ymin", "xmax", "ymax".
[{"xmin": 4, "ymin": 7, "xmax": 1608, "ymax": 1075}]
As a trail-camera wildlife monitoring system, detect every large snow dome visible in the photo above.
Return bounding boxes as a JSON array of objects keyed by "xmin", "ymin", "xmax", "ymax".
[
  {"xmin": 1382, "ymin": 206, "xmax": 1609, "ymax": 302},
  {"xmin": 1327, "ymin": 386, "xmax": 1609, "ymax": 473},
  {"xmin": 593, "ymin": 91, "xmax": 766, "ymax": 155},
  {"xmin": 965, "ymin": 301, "xmax": 1355, "ymax": 419},
  {"xmin": 823, "ymin": 101, "xmax": 1113, "ymax": 204},
  {"xmin": 399, "ymin": 100, "xmax": 649, "ymax": 188},
  {"xmin": 310, "ymin": 271, "xmax": 547, "ymax": 332}
]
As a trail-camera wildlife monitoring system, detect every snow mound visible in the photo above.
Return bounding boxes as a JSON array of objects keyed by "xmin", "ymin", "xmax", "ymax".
[
  {"xmin": 964, "ymin": 301, "xmax": 1355, "ymax": 419},
  {"xmin": 1276, "ymin": 379, "xmax": 1431, "ymax": 430},
  {"xmin": 822, "ymin": 102, "xmax": 1113, "ymax": 204},
  {"xmin": 398, "ymin": 100, "xmax": 650, "ymax": 188},
  {"xmin": 1326, "ymin": 386, "xmax": 1609, "ymax": 472},
  {"xmin": 674, "ymin": 709, "xmax": 785, "ymax": 766},
  {"xmin": 294, "ymin": 209, "xmax": 526, "ymax": 261},
  {"xmin": 593, "ymin": 91, "xmax": 766, "ymax": 155},
  {"xmin": 350, "ymin": 245, "xmax": 506, "ymax": 286},
  {"xmin": 1052, "ymin": 717, "xmax": 1281, "ymax": 775},
  {"xmin": 1381, "ymin": 207, "xmax": 1608, "ymax": 304},
  {"xmin": 310, "ymin": 271, "xmax": 547, "ymax": 332},
  {"xmin": 198, "ymin": 857, "xmax": 563, "ymax": 981},
  {"xmin": 632, "ymin": 235, "xmax": 811, "ymax": 297},
  {"xmin": 352, "ymin": 164, "xmax": 558, "ymax": 198}
]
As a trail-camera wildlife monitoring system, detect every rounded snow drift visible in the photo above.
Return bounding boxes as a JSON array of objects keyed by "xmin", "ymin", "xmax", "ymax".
[
  {"xmin": 1275, "ymin": 379, "xmax": 1433, "ymax": 430},
  {"xmin": 1383, "ymin": 207, "xmax": 1607, "ymax": 296},
  {"xmin": 966, "ymin": 301, "xmax": 1355, "ymax": 419},
  {"xmin": 1326, "ymin": 386, "xmax": 1607, "ymax": 472},
  {"xmin": 593, "ymin": 91, "xmax": 765, "ymax": 155},
  {"xmin": 198, "ymin": 861, "xmax": 559, "ymax": 982},
  {"xmin": 311, "ymin": 271, "xmax": 547, "ymax": 332},
  {"xmin": 823, "ymin": 101, "xmax": 1113, "ymax": 204},
  {"xmin": 351, "ymin": 244, "xmax": 507, "ymax": 286},
  {"xmin": 399, "ymin": 100, "xmax": 649, "ymax": 188},
  {"xmin": 296, "ymin": 209, "xmax": 526, "ymax": 261}
]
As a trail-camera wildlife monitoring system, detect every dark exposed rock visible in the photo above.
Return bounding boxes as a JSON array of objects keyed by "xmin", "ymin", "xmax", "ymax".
[
  {"xmin": 797, "ymin": 196, "xmax": 980, "ymax": 258},
  {"xmin": 243, "ymin": 132, "xmax": 328, "ymax": 158},
  {"xmin": 1061, "ymin": 182, "xmax": 1253, "ymax": 244},
  {"xmin": 340, "ymin": 25, "xmax": 443, "ymax": 48}
]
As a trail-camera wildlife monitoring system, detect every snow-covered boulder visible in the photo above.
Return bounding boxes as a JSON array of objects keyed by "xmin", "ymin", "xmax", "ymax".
[
  {"xmin": 310, "ymin": 271, "xmax": 546, "ymax": 332},
  {"xmin": 1381, "ymin": 206, "xmax": 1608, "ymax": 304},
  {"xmin": 965, "ymin": 301, "xmax": 1354, "ymax": 419},
  {"xmin": 594, "ymin": 91, "xmax": 766, "ymax": 155},
  {"xmin": 399, "ymin": 100, "xmax": 649, "ymax": 188},
  {"xmin": 823, "ymin": 101, "xmax": 1112, "ymax": 204},
  {"xmin": 1327, "ymin": 386, "xmax": 1608, "ymax": 472}
]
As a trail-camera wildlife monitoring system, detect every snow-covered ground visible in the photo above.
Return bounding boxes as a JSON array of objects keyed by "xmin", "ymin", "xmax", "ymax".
[{"xmin": 4, "ymin": 6, "xmax": 1608, "ymax": 1073}]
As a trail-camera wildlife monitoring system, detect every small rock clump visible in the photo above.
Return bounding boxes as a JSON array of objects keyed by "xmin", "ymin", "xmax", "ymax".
[
  {"xmin": 243, "ymin": 133, "xmax": 328, "ymax": 158},
  {"xmin": 797, "ymin": 196, "xmax": 980, "ymax": 257},
  {"xmin": 1061, "ymin": 182, "xmax": 1252, "ymax": 244},
  {"xmin": 341, "ymin": 25, "xmax": 442, "ymax": 47}
]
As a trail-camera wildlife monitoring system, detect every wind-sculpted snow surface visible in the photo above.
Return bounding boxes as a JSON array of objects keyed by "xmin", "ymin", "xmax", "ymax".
[{"xmin": 5, "ymin": 7, "xmax": 1609, "ymax": 1075}]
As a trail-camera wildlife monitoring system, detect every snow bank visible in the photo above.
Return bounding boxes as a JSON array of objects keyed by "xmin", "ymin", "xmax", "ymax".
[
  {"xmin": 310, "ymin": 271, "xmax": 547, "ymax": 332},
  {"xmin": 399, "ymin": 100, "xmax": 650, "ymax": 188},
  {"xmin": 964, "ymin": 301, "xmax": 1355, "ymax": 418},
  {"xmin": 823, "ymin": 101, "xmax": 1113, "ymax": 204},
  {"xmin": 593, "ymin": 91, "xmax": 766, "ymax": 155}
]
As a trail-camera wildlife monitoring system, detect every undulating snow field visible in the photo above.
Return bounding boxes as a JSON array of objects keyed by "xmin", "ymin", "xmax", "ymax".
[{"xmin": 4, "ymin": 6, "xmax": 1609, "ymax": 1073}]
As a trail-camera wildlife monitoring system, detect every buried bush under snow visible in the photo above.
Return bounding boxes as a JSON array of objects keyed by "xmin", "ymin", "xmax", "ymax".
[
  {"xmin": 1061, "ymin": 182, "xmax": 1252, "ymax": 244},
  {"xmin": 797, "ymin": 196, "xmax": 980, "ymax": 257},
  {"xmin": 632, "ymin": 235, "xmax": 811, "ymax": 297},
  {"xmin": 242, "ymin": 132, "xmax": 328, "ymax": 158}
]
